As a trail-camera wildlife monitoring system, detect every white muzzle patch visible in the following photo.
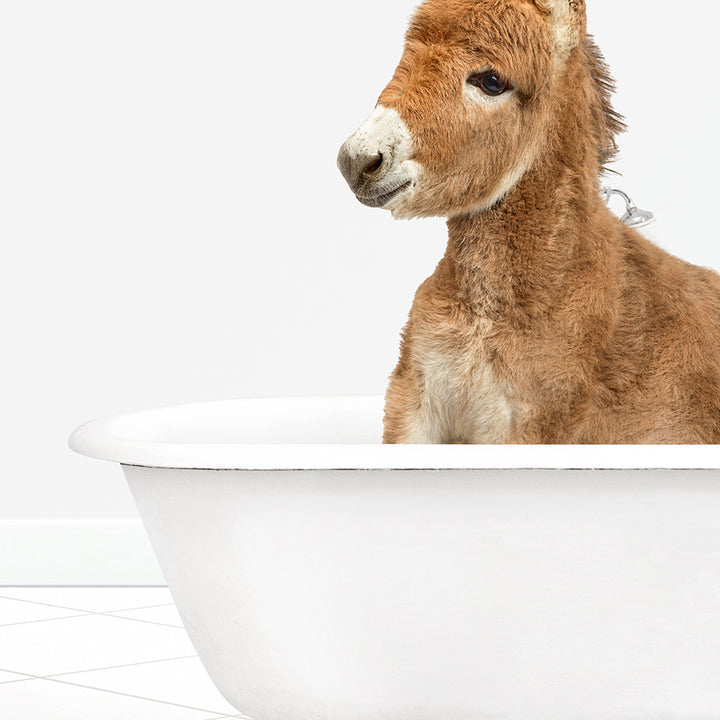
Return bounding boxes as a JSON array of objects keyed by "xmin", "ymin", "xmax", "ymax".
[{"xmin": 338, "ymin": 105, "xmax": 420, "ymax": 213}]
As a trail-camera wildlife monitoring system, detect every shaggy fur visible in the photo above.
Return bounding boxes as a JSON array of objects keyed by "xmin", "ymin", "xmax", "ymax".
[{"xmin": 342, "ymin": 0, "xmax": 720, "ymax": 443}]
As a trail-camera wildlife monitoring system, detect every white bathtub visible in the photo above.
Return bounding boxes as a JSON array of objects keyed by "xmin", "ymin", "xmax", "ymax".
[{"xmin": 69, "ymin": 396, "xmax": 720, "ymax": 720}]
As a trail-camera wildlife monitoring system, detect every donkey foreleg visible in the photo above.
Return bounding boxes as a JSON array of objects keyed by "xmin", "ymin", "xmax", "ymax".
[{"xmin": 382, "ymin": 363, "xmax": 443, "ymax": 443}]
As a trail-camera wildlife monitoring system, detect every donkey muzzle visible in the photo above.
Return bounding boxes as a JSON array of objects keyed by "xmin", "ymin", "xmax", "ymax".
[{"xmin": 337, "ymin": 105, "xmax": 416, "ymax": 209}]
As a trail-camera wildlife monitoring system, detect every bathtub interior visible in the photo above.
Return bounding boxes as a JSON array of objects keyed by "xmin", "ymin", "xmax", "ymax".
[{"xmin": 94, "ymin": 395, "xmax": 384, "ymax": 444}]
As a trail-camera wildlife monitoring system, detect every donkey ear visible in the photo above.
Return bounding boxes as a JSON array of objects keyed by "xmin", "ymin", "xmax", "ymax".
[{"xmin": 533, "ymin": 0, "xmax": 586, "ymax": 53}]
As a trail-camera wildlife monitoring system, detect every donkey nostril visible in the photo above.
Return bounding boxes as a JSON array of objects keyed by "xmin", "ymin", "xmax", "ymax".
[{"xmin": 361, "ymin": 153, "xmax": 384, "ymax": 177}]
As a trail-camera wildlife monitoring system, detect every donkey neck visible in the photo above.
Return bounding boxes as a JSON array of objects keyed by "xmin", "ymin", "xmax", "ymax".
[
  {"xmin": 445, "ymin": 156, "xmax": 604, "ymax": 323},
  {"xmin": 444, "ymin": 42, "xmax": 618, "ymax": 324}
]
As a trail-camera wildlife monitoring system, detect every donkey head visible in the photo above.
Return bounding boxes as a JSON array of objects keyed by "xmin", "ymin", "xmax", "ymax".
[{"xmin": 337, "ymin": 0, "xmax": 600, "ymax": 219}]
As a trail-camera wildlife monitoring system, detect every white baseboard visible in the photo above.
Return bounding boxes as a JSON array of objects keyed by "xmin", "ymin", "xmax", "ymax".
[{"xmin": 0, "ymin": 520, "xmax": 165, "ymax": 586}]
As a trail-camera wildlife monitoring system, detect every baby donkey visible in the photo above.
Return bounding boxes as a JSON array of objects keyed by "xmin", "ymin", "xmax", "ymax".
[{"xmin": 338, "ymin": 0, "xmax": 720, "ymax": 444}]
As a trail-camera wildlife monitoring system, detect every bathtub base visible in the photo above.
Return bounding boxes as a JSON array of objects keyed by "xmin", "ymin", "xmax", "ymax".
[{"xmin": 123, "ymin": 466, "xmax": 720, "ymax": 720}]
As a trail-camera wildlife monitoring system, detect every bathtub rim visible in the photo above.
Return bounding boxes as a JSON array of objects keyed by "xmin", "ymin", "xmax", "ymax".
[{"xmin": 68, "ymin": 395, "xmax": 720, "ymax": 471}]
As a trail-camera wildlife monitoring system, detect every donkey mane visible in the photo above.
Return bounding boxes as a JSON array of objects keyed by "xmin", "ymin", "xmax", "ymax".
[{"xmin": 583, "ymin": 34, "xmax": 626, "ymax": 169}]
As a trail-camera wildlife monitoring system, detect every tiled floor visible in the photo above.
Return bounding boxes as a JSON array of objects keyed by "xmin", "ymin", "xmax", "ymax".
[{"xmin": 0, "ymin": 587, "xmax": 250, "ymax": 719}]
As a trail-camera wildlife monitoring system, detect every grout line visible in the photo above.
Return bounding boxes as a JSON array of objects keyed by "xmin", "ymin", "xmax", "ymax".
[
  {"xmin": 0, "ymin": 655, "xmax": 198, "ymax": 683},
  {"xmin": 0, "ymin": 612, "xmax": 93, "ymax": 628},
  {"xmin": 1, "ymin": 665, "xmax": 231, "ymax": 716},
  {"xmin": 0, "ymin": 667, "xmax": 41, "ymax": 680},
  {"xmin": 38, "ymin": 654, "xmax": 199, "ymax": 680},
  {"xmin": 100, "ymin": 602, "xmax": 175, "ymax": 613},
  {"xmin": 0, "ymin": 593, "xmax": 107, "ymax": 614},
  {"xmin": 0, "ymin": 595, "xmax": 183, "ymax": 630},
  {"xmin": 0, "ymin": 670, "xmax": 36, "ymax": 685},
  {"xmin": 0, "ymin": 610, "xmax": 184, "ymax": 632},
  {"xmin": 1, "ymin": 661, "xmax": 243, "ymax": 716},
  {"xmin": 0, "ymin": 594, "xmax": 173, "ymax": 615},
  {"xmin": 0, "ymin": 676, "xmax": 35, "ymax": 685},
  {"xmin": 101, "ymin": 613, "xmax": 185, "ymax": 629},
  {"xmin": 42, "ymin": 675, "xmax": 235, "ymax": 715}
]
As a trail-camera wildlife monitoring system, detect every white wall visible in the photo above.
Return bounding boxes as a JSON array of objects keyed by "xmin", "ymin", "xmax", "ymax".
[{"xmin": 2, "ymin": 0, "xmax": 719, "ymax": 525}]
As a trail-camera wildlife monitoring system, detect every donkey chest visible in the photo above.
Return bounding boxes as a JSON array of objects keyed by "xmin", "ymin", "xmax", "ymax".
[{"xmin": 415, "ymin": 324, "xmax": 515, "ymax": 443}]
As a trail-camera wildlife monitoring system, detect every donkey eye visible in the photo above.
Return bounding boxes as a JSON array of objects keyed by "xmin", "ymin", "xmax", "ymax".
[{"xmin": 467, "ymin": 70, "xmax": 510, "ymax": 96}]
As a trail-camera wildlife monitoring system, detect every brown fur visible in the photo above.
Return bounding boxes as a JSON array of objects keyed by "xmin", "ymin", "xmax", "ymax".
[{"xmin": 363, "ymin": 0, "xmax": 720, "ymax": 443}]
